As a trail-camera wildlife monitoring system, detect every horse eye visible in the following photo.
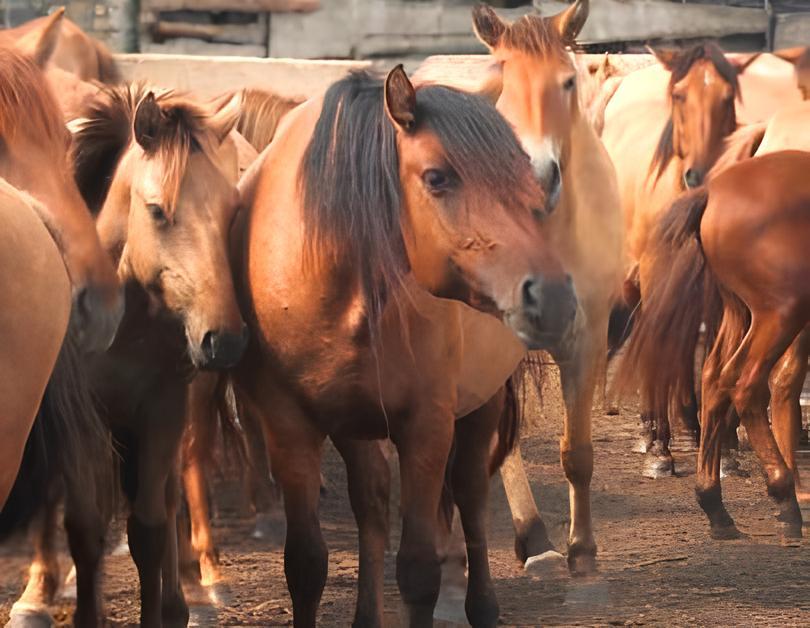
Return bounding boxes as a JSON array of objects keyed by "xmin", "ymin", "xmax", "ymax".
[
  {"xmin": 147, "ymin": 203, "xmax": 168, "ymax": 225},
  {"xmin": 422, "ymin": 169, "xmax": 451, "ymax": 194},
  {"xmin": 562, "ymin": 76, "xmax": 576, "ymax": 91},
  {"xmin": 672, "ymin": 92, "xmax": 686, "ymax": 103}
]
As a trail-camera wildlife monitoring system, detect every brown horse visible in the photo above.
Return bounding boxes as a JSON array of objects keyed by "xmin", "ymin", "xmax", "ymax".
[
  {"xmin": 602, "ymin": 43, "xmax": 757, "ymax": 477},
  {"xmin": 774, "ymin": 47, "xmax": 810, "ymax": 100},
  {"xmin": 231, "ymin": 65, "xmax": 572, "ymax": 626},
  {"xmin": 0, "ymin": 8, "xmax": 119, "ymax": 82},
  {"xmin": 617, "ymin": 150, "xmax": 810, "ymax": 539},
  {"xmin": 0, "ymin": 44, "xmax": 122, "ymax": 352},
  {"xmin": 0, "ymin": 181, "xmax": 71, "ymax": 510},
  {"xmin": 12, "ymin": 84, "xmax": 247, "ymax": 628},
  {"xmin": 469, "ymin": 1, "xmax": 623, "ymax": 573}
]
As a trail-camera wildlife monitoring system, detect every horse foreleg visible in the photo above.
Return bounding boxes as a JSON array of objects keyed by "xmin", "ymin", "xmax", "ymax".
[
  {"xmin": 10, "ymin": 490, "xmax": 61, "ymax": 625},
  {"xmin": 332, "ymin": 437, "xmax": 390, "ymax": 628},
  {"xmin": 499, "ymin": 444, "xmax": 558, "ymax": 566},
  {"xmin": 452, "ymin": 393, "xmax": 503, "ymax": 628},
  {"xmin": 63, "ymin": 463, "xmax": 109, "ymax": 628},
  {"xmin": 161, "ymin": 468, "xmax": 189, "ymax": 626},
  {"xmin": 128, "ymin": 391, "xmax": 188, "ymax": 628},
  {"xmin": 552, "ymin": 322, "xmax": 603, "ymax": 575},
  {"xmin": 729, "ymin": 313, "xmax": 804, "ymax": 538},
  {"xmin": 392, "ymin": 408, "xmax": 453, "ymax": 627},
  {"xmin": 769, "ymin": 328, "xmax": 810, "ymax": 502}
]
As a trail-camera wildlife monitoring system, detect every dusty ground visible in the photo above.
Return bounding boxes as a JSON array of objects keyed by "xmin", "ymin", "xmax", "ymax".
[{"xmin": 1, "ymin": 372, "xmax": 809, "ymax": 627}]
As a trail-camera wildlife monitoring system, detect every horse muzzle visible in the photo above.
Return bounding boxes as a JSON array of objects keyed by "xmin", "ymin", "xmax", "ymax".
[
  {"xmin": 69, "ymin": 284, "xmax": 125, "ymax": 354},
  {"xmin": 197, "ymin": 323, "xmax": 249, "ymax": 370},
  {"xmin": 505, "ymin": 273, "xmax": 578, "ymax": 350}
]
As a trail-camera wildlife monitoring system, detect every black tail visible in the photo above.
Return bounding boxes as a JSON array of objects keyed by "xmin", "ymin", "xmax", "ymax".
[{"xmin": 0, "ymin": 334, "xmax": 112, "ymax": 540}]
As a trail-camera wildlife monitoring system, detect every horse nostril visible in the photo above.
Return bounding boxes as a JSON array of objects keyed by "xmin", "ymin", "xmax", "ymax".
[
  {"xmin": 684, "ymin": 168, "xmax": 703, "ymax": 189},
  {"xmin": 201, "ymin": 331, "xmax": 218, "ymax": 361},
  {"xmin": 521, "ymin": 276, "xmax": 542, "ymax": 309}
]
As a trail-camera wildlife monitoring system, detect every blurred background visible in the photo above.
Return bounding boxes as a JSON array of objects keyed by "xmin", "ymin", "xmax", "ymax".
[{"xmin": 1, "ymin": 0, "xmax": 809, "ymax": 62}]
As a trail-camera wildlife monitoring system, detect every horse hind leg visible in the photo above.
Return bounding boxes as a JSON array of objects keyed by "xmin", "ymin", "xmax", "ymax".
[
  {"xmin": 332, "ymin": 437, "xmax": 390, "ymax": 628},
  {"xmin": 8, "ymin": 490, "xmax": 61, "ymax": 628},
  {"xmin": 769, "ymin": 328, "xmax": 810, "ymax": 502},
  {"xmin": 499, "ymin": 444, "xmax": 561, "ymax": 569},
  {"xmin": 642, "ymin": 412, "xmax": 676, "ymax": 479},
  {"xmin": 729, "ymin": 313, "xmax": 804, "ymax": 538}
]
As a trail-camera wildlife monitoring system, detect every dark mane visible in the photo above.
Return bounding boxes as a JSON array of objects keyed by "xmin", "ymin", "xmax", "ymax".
[
  {"xmin": 500, "ymin": 13, "xmax": 572, "ymax": 60},
  {"xmin": 0, "ymin": 48, "xmax": 67, "ymax": 152},
  {"xmin": 650, "ymin": 43, "xmax": 740, "ymax": 181},
  {"xmin": 72, "ymin": 84, "xmax": 215, "ymax": 214},
  {"xmin": 300, "ymin": 70, "xmax": 534, "ymax": 332}
]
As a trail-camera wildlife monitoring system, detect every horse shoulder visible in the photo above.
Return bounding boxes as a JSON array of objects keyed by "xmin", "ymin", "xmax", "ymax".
[{"xmin": 756, "ymin": 101, "xmax": 810, "ymax": 155}]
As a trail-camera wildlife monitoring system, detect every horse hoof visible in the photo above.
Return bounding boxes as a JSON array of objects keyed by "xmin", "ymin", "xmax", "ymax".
[
  {"xmin": 778, "ymin": 521, "xmax": 803, "ymax": 540},
  {"xmin": 567, "ymin": 549, "xmax": 598, "ymax": 577},
  {"xmin": 251, "ymin": 513, "xmax": 285, "ymax": 546},
  {"xmin": 642, "ymin": 453, "xmax": 675, "ymax": 479},
  {"xmin": 524, "ymin": 550, "xmax": 566, "ymax": 575},
  {"xmin": 199, "ymin": 553, "xmax": 221, "ymax": 588},
  {"xmin": 6, "ymin": 605, "xmax": 53, "ymax": 628},
  {"xmin": 513, "ymin": 517, "xmax": 556, "ymax": 563},
  {"xmin": 709, "ymin": 524, "xmax": 742, "ymax": 540}
]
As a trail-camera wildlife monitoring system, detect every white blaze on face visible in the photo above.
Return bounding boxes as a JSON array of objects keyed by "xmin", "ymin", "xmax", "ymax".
[{"xmin": 703, "ymin": 67, "xmax": 716, "ymax": 87}]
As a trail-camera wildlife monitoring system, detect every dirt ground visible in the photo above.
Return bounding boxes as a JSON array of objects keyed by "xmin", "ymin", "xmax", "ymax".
[{"xmin": 1, "ymin": 370, "xmax": 810, "ymax": 627}]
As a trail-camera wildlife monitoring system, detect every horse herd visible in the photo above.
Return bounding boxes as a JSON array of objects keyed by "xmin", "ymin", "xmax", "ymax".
[{"xmin": 1, "ymin": 1, "xmax": 809, "ymax": 626}]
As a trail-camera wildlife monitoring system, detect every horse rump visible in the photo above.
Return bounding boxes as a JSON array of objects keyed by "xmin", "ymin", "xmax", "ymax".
[{"xmin": 0, "ymin": 334, "xmax": 113, "ymax": 540}]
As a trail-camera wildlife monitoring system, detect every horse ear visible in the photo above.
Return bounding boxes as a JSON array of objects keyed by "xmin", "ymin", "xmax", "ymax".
[
  {"xmin": 472, "ymin": 4, "xmax": 506, "ymax": 50},
  {"xmin": 549, "ymin": 0, "xmax": 589, "ymax": 45},
  {"xmin": 774, "ymin": 47, "xmax": 806, "ymax": 65},
  {"xmin": 384, "ymin": 65, "xmax": 417, "ymax": 133},
  {"xmin": 731, "ymin": 52, "xmax": 761, "ymax": 74},
  {"xmin": 16, "ymin": 6, "xmax": 65, "ymax": 68},
  {"xmin": 209, "ymin": 91, "xmax": 242, "ymax": 144},
  {"xmin": 648, "ymin": 45, "xmax": 680, "ymax": 71},
  {"xmin": 133, "ymin": 92, "xmax": 163, "ymax": 154}
]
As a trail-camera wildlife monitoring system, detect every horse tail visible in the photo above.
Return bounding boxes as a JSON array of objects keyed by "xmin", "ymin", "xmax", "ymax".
[
  {"xmin": 614, "ymin": 186, "xmax": 714, "ymax": 422},
  {"xmin": 0, "ymin": 334, "xmax": 113, "ymax": 540},
  {"xmin": 94, "ymin": 39, "xmax": 121, "ymax": 84}
]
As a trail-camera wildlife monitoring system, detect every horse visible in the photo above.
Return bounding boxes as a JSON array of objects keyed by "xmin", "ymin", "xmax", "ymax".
[
  {"xmin": 179, "ymin": 92, "xmax": 302, "ymax": 589},
  {"xmin": 229, "ymin": 63, "xmax": 574, "ymax": 627},
  {"xmin": 468, "ymin": 1, "xmax": 623, "ymax": 573},
  {"xmin": 0, "ymin": 180, "xmax": 72, "ymax": 511},
  {"xmin": 616, "ymin": 150, "xmax": 810, "ymax": 540},
  {"xmin": 601, "ymin": 42, "xmax": 758, "ymax": 477},
  {"xmin": 10, "ymin": 84, "xmax": 248, "ymax": 628},
  {"xmin": 0, "ymin": 44, "xmax": 122, "ymax": 352},
  {"xmin": 0, "ymin": 7, "xmax": 119, "ymax": 82},
  {"xmin": 773, "ymin": 47, "xmax": 810, "ymax": 100}
]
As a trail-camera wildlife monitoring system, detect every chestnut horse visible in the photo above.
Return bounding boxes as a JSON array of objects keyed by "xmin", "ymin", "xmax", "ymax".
[
  {"xmin": 469, "ymin": 1, "xmax": 623, "ymax": 573},
  {"xmin": 617, "ymin": 150, "xmax": 810, "ymax": 540},
  {"xmin": 11, "ymin": 85, "xmax": 247, "ymax": 628},
  {"xmin": 602, "ymin": 43, "xmax": 757, "ymax": 477},
  {"xmin": 0, "ymin": 7, "xmax": 119, "ymax": 82},
  {"xmin": 0, "ymin": 45, "xmax": 122, "ymax": 352},
  {"xmin": 0, "ymin": 180, "xmax": 71, "ymax": 510},
  {"xmin": 231, "ymin": 65, "xmax": 574, "ymax": 626}
]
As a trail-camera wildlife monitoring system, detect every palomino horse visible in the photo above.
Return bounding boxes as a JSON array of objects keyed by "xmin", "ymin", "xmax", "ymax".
[
  {"xmin": 0, "ymin": 180, "xmax": 71, "ymax": 510},
  {"xmin": 0, "ymin": 45, "xmax": 122, "ymax": 352},
  {"xmin": 602, "ymin": 43, "xmax": 757, "ymax": 477},
  {"xmin": 231, "ymin": 66, "xmax": 574, "ymax": 626},
  {"xmin": 617, "ymin": 150, "xmax": 810, "ymax": 540},
  {"xmin": 470, "ymin": 1, "xmax": 623, "ymax": 572},
  {"xmin": 12, "ymin": 84, "xmax": 247, "ymax": 628},
  {"xmin": 0, "ymin": 7, "xmax": 119, "ymax": 82}
]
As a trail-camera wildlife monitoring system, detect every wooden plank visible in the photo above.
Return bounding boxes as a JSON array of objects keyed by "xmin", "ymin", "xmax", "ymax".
[
  {"xmin": 533, "ymin": 0, "xmax": 768, "ymax": 43},
  {"xmin": 149, "ymin": 20, "xmax": 267, "ymax": 46},
  {"xmin": 773, "ymin": 12, "xmax": 810, "ymax": 50},
  {"xmin": 142, "ymin": 40, "xmax": 268, "ymax": 57},
  {"xmin": 143, "ymin": 0, "xmax": 319, "ymax": 13},
  {"xmin": 114, "ymin": 53, "xmax": 369, "ymax": 100}
]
